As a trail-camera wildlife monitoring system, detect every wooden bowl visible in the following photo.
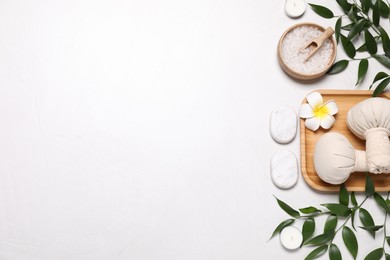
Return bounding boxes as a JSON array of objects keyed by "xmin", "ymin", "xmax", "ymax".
[{"xmin": 277, "ymin": 22, "xmax": 337, "ymax": 80}]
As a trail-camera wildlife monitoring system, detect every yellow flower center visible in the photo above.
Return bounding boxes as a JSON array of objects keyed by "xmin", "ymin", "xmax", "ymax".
[{"xmin": 313, "ymin": 104, "xmax": 328, "ymax": 119}]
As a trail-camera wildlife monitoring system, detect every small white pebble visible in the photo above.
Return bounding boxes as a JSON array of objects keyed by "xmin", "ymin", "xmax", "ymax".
[
  {"xmin": 269, "ymin": 106, "xmax": 297, "ymax": 144},
  {"xmin": 270, "ymin": 150, "xmax": 298, "ymax": 189}
]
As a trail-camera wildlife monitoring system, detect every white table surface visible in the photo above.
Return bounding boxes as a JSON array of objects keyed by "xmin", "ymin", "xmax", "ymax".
[{"xmin": 0, "ymin": 0, "xmax": 388, "ymax": 259}]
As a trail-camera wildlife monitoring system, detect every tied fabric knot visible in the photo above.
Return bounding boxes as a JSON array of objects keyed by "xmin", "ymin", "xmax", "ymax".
[
  {"xmin": 352, "ymin": 150, "xmax": 368, "ymax": 172},
  {"xmin": 364, "ymin": 128, "xmax": 390, "ymax": 174}
]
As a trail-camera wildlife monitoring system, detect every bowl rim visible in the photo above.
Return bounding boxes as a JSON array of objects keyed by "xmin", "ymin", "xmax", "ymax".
[{"xmin": 277, "ymin": 22, "xmax": 337, "ymax": 80}]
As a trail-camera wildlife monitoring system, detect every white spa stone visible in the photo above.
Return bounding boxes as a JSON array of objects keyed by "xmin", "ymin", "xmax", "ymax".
[
  {"xmin": 280, "ymin": 226, "xmax": 303, "ymax": 250},
  {"xmin": 269, "ymin": 106, "xmax": 297, "ymax": 144},
  {"xmin": 270, "ymin": 150, "xmax": 298, "ymax": 189}
]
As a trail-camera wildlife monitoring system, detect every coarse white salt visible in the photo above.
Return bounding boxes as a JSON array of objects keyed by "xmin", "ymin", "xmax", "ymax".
[{"xmin": 281, "ymin": 25, "xmax": 334, "ymax": 75}]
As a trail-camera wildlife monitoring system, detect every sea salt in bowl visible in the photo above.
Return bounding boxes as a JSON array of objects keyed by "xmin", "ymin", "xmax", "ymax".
[{"xmin": 277, "ymin": 23, "xmax": 337, "ymax": 80}]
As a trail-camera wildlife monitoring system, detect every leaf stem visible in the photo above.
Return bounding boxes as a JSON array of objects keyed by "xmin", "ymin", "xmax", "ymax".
[
  {"xmin": 382, "ymin": 192, "xmax": 389, "ymax": 249},
  {"xmin": 346, "ymin": 53, "xmax": 386, "ymax": 62},
  {"xmin": 350, "ymin": 57, "xmax": 374, "ymax": 61},
  {"xmin": 351, "ymin": 0, "xmax": 381, "ymax": 35},
  {"xmin": 358, "ymin": 196, "xmax": 369, "ymax": 208},
  {"xmin": 297, "ymin": 211, "xmax": 330, "ymax": 220},
  {"xmin": 329, "ymin": 196, "xmax": 369, "ymax": 244}
]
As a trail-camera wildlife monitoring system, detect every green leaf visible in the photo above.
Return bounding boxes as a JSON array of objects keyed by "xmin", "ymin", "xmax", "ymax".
[
  {"xmin": 356, "ymin": 59, "xmax": 369, "ymax": 86},
  {"xmin": 304, "ymin": 232, "xmax": 335, "ymax": 246},
  {"xmin": 327, "ymin": 60, "xmax": 349, "ymax": 74},
  {"xmin": 369, "ymin": 72, "xmax": 389, "ymax": 89},
  {"xmin": 305, "ymin": 245, "xmax": 328, "ymax": 260},
  {"xmin": 374, "ymin": 192, "xmax": 390, "ymax": 213},
  {"xmin": 351, "ymin": 208, "xmax": 357, "ymax": 230},
  {"xmin": 270, "ymin": 218, "xmax": 295, "ymax": 239},
  {"xmin": 324, "ymin": 214, "xmax": 338, "ymax": 233},
  {"xmin": 373, "ymin": 0, "xmax": 380, "ymax": 26},
  {"xmin": 386, "ymin": 236, "xmax": 390, "ymax": 246},
  {"xmin": 329, "ymin": 244, "xmax": 342, "ymax": 260},
  {"xmin": 339, "ymin": 184, "xmax": 349, "ymax": 206},
  {"xmin": 379, "ymin": 0, "xmax": 389, "ymax": 17},
  {"xmin": 359, "ymin": 225, "xmax": 383, "ymax": 232},
  {"xmin": 386, "ymin": 253, "xmax": 390, "ymax": 260},
  {"xmin": 364, "ymin": 248, "xmax": 383, "ymax": 260},
  {"xmin": 275, "ymin": 196, "xmax": 300, "ymax": 218},
  {"xmin": 347, "ymin": 6, "xmax": 358, "ymax": 22},
  {"xmin": 340, "ymin": 34, "xmax": 356, "ymax": 58},
  {"xmin": 335, "ymin": 17, "xmax": 342, "ymax": 43},
  {"xmin": 373, "ymin": 54, "xmax": 390, "ymax": 69},
  {"xmin": 361, "ymin": 0, "xmax": 371, "ymax": 13},
  {"xmin": 299, "ymin": 206, "xmax": 321, "ymax": 214},
  {"xmin": 365, "ymin": 29, "xmax": 378, "ymax": 55},
  {"xmin": 357, "ymin": 43, "xmax": 367, "ymax": 52},
  {"xmin": 336, "ymin": 0, "xmax": 352, "ymax": 13},
  {"xmin": 365, "ymin": 173, "xmax": 375, "ymax": 197},
  {"xmin": 379, "ymin": 26, "xmax": 390, "ymax": 58},
  {"xmin": 373, "ymin": 77, "xmax": 390, "ymax": 97},
  {"xmin": 341, "ymin": 23, "xmax": 353, "ymax": 31},
  {"xmin": 321, "ymin": 203, "xmax": 351, "ymax": 217},
  {"xmin": 351, "ymin": 192, "xmax": 358, "ymax": 206},
  {"xmin": 359, "ymin": 207, "xmax": 376, "ymax": 238},
  {"xmin": 342, "ymin": 226, "xmax": 358, "ymax": 259},
  {"xmin": 347, "ymin": 19, "xmax": 367, "ymax": 40},
  {"xmin": 302, "ymin": 218, "xmax": 316, "ymax": 244},
  {"xmin": 308, "ymin": 3, "xmax": 334, "ymax": 18}
]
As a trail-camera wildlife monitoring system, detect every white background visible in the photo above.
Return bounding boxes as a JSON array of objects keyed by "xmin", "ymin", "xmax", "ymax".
[{"xmin": 0, "ymin": 0, "xmax": 388, "ymax": 259}]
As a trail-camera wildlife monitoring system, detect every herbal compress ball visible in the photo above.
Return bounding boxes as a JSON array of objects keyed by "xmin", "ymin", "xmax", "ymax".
[
  {"xmin": 347, "ymin": 98, "xmax": 390, "ymax": 174},
  {"xmin": 314, "ymin": 133, "xmax": 367, "ymax": 184}
]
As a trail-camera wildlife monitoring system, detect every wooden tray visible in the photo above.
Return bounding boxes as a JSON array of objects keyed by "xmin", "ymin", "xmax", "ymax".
[{"xmin": 300, "ymin": 89, "xmax": 390, "ymax": 192}]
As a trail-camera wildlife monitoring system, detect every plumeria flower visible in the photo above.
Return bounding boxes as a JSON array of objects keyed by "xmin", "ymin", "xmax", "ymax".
[{"xmin": 300, "ymin": 92, "xmax": 338, "ymax": 131}]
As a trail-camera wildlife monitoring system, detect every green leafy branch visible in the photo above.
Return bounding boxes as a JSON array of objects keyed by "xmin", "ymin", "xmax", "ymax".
[
  {"xmin": 309, "ymin": 0, "xmax": 390, "ymax": 96},
  {"xmin": 270, "ymin": 174, "xmax": 390, "ymax": 260}
]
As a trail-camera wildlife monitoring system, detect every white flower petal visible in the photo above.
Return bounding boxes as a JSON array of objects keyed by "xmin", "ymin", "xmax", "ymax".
[
  {"xmin": 320, "ymin": 114, "xmax": 335, "ymax": 129},
  {"xmin": 323, "ymin": 100, "xmax": 338, "ymax": 116},
  {"xmin": 305, "ymin": 117, "xmax": 321, "ymax": 131},
  {"xmin": 306, "ymin": 92, "xmax": 323, "ymax": 109},
  {"xmin": 300, "ymin": 104, "xmax": 314, "ymax": 119}
]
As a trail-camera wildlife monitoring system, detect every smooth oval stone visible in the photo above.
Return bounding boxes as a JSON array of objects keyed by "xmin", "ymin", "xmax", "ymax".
[
  {"xmin": 269, "ymin": 106, "xmax": 297, "ymax": 144},
  {"xmin": 270, "ymin": 150, "xmax": 298, "ymax": 189}
]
